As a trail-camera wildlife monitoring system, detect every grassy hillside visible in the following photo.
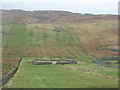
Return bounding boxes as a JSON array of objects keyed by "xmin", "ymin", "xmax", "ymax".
[{"xmin": 2, "ymin": 10, "xmax": 118, "ymax": 88}]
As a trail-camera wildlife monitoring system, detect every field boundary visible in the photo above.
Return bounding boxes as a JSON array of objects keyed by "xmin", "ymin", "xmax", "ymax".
[{"xmin": 2, "ymin": 58, "xmax": 23, "ymax": 85}]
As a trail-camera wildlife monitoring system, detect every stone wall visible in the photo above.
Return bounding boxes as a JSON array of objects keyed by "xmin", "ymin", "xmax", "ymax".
[
  {"xmin": 32, "ymin": 59, "xmax": 77, "ymax": 65},
  {"xmin": 2, "ymin": 58, "xmax": 22, "ymax": 85}
]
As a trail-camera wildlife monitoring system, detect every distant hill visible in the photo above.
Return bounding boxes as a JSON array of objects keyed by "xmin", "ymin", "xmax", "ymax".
[{"xmin": 1, "ymin": 9, "xmax": 117, "ymax": 23}]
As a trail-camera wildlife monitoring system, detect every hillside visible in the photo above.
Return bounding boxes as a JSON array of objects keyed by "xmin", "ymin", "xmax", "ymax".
[
  {"xmin": 2, "ymin": 9, "xmax": 117, "ymax": 23},
  {"xmin": 2, "ymin": 9, "xmax": 118, "ymax": 88}
]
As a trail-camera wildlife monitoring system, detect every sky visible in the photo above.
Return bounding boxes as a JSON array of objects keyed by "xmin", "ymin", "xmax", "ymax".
[{"xmin": 0, "ymin": 0, "xmax": 119, "ymax": 14}]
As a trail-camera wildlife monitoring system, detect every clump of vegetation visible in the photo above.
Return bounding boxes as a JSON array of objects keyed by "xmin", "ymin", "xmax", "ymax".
[
  {"xmin": 35, "ymin": 26, "xmax": 39, "ymax": 28},
  {"xmin": 52, "ymin": 27, "xmax": 61, "ymax": 32}
]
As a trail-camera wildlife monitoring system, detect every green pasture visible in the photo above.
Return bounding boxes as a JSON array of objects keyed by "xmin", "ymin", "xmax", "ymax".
[
  {"xmin": 2, "ymin": 20, "xmax": 118, "ymax": 88},
  {"xmin": 4, "ymin": 58, "xmax": 118, "ymax": 88}
]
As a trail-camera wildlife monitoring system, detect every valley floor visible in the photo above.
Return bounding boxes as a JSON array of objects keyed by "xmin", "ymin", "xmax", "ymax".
[{"xmin": 4, "ymin": 58, "xmax": 118, "ymax": 88}]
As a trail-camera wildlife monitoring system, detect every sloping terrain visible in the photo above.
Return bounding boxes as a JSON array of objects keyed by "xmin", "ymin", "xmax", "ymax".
[
  {"xmin": 1, "ymin": 9, "xmax": 117, "ymax": 23},
  {"xmin": 2, "ymin": 10, "xmax": 118, "ymax": 88}
]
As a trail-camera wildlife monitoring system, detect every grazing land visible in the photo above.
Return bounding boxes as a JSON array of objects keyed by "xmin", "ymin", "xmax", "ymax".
[
  {"xmin": 2, "ymin": 10, "xmax": 118, "ymax": 88},
  {"xmin": 4, "ymin": 58, "xmax": 118, "ymax": 88}
]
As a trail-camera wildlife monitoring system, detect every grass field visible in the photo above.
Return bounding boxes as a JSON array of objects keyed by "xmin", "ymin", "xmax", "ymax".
[
  {"xmin": 4, "ymin": 58, "xmax": 118, "ymax": 88},
  {"xmin": 2, "ymin": 19, "xmax": 118, "ymax": 88}
]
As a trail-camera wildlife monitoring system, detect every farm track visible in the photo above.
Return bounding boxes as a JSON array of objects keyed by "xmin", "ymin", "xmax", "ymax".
[
  {"xmin": 54, "ymin": 25, "xmax": 77, "ymax": 59},
  {"xmin": 9, "ymin": 23, "xmax": 89, "ymax": 60},
  {"xmin": 2, "ymin": 23, "xmax": 96, "ymax": 60},
  {"xmin": 56, "ymin": 23, "xmax": 87, "ymax": 60},
  {"xmin": 63, "ymin": 25, "xmax": 88, "ymax": 59},
  {"xmin": 56, "ymin": 29, "xmax": 71, "ymax": 59},
  {"xmin": 65, "ymin": 22, "xmax": 109, "ymax": 58}
]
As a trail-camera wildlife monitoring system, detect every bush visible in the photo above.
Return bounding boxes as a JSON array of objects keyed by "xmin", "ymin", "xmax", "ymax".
[
  {"xmin": 52, "ymin": 28, "xmax": 61, "ymax": 32},
  {"xmin": 35, "ymin": 26, "xmax": 39, "ymax": 28}
]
